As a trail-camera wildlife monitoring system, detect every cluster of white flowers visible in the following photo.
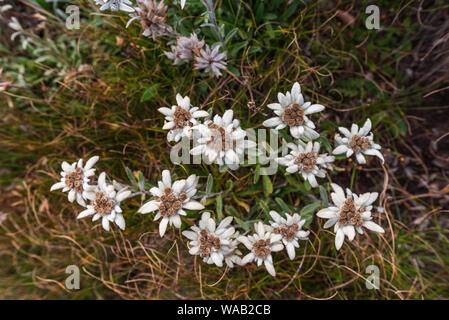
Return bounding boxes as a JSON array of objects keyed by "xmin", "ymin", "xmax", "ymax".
[
  {"xmin": 159, "ymin": 94, "xmax": 256, "ymax": 171},
  {"xmin": 51, "ymin": 156, "xmax": 131, "ymax": 231},
  {"xmin": 264, "ymin": 82, "xmax": 385, "ymax": 251},
  {"xmin": 267, "ymin": 82, "xmax": 384, "ymax": 189},
  {"xmin": 181, "ymin": 211, "xmax": 309, "ymax": 275},
  {"xmin": 50, "ymin": 79, "xmax": 388, "ymax": 277},
  {"xmin": 95, "ymin": 0, "xmax": 228, "ymax": 77},
  {"xmin": 238, "ymin": 215, "xmax": 310, "ymax": 276},
  {"xmin": 267, "ymin": 83, "xmax": 334, "ymax": 187}
]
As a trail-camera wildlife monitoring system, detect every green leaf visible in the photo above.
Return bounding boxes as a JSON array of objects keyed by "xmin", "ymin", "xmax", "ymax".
[
  {"xmin": 206, "ymin": 174, "xmax": 214, "ymax": 194},
  {"xmin": 300, "ymin": 202, "xmax": 321, "ymax": 226},
  {"xmin": 258, "ymin": 199, "xmax": 270, "ymax": 214},
  {"xmin": 304, "ymin": 180, "xmax": 312, "ymax": 191},
  {"xmin": 234, "ymin": 216, "xmax": 251, "ymax": 231},
  {"xmin": 319, "ymin": 185, "xmax": 329, "ymax": 207},
  {"xmin": 125, "ymin": 167, "xmax": 137, "ymax": 186},
  {"xmin": 263, "ymin": 13, "xmax": 277, "ymax": 20},
  {"xmin": 224, "ymin": 27, "xmax": 239, "ymax": 45},
  {"xmin": 262, "ymin": 175, "xmax": 273, "ymax": 197},
  {"xmin": 225, "ymin": 205, "xmax": 238, "ymax": 218},
  {"xmin": 216, "ymin": 195, "xmax": 223, "ymax": 221},
  {"xmin": 140, "ymin": 84, "xmax": 159, "ymax": 102},
  {"xmin": 137, "ymin": 171, "xmax": 145, "ymax": 191},
  {"xmin": 253, "ymin": 164, "xmax": 260, "ymax": 184},
  {"xmin": 275, "ymin": 197, "xmax": 291, "ymax": 213}
]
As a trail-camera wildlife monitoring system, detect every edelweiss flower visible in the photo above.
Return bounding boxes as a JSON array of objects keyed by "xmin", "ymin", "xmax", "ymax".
[
  {"xmin": 165, "ymin": 33, "xmax": 205, "ymax": 65},
  {"xmin": 77, "ymin": 172, "xmax": 131, "ymax": 231},
  {"xmin": 266, "ymin": 211, "xmax": 309, "ymax": 260},
  {"xmin": 138, "ymin": 170, "xmax": 204, "ymax": 237},
  {"xmin": 50, "ymin": 156, "xmax": 99, "ymax": 207},
  {"xmin": 95, "ymin": 0, "xmax": 135, "ymax": 12},
  {"xmin": 194, "ymin": 44, "xmax": 227, "ymax": 78},
  {"xmin": 276, "ymin": 141, "xmax": 334, "ymax": 188},
  {"xmin": 316, "ymin": 183, "xmax": 385, "ymax": 250},
  {"xmin": 263, "ymin": 82, "xmax": 325, "ymax": 139},
  {"xmin": 182, "ymin": 212, "xmax": 239, "ymax": 267},
  {"xmin": 126, "ymin": 0, "xmax": 172, "ymax": 40},
  {"xmin": 332, "ymin": 118, "xmax": 384, "ymax": 164},
  {"xmin": 190, "ymin": 110, "xmax": 256, "ymax": 170},
  {"xmin": 238, "ymin": 222, "xmax": 284, "ymax": 277},
  {"xmin": 158, "ymin": 94, "xmax": 209, "ymax": 142}
]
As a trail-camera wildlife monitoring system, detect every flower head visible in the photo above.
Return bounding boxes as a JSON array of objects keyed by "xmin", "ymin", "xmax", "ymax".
[
  {"xmin": 126, "ymin": 0, "xmax": 172, "ymax": 40},
  {"xmin": 276, "ymin": 141, "xmax": 334, "ymax": 188},
  {"xmin": 182, "ymin": 212, "xmax": 240, "ymax": 268},
  {"xmin": 263, "ymin": 82, "xmax": 325, "ymax": 139},
  {"xmin": 266, "ymin": 211, "xmax": 309, "ymax": 260},
  {"xmin": 194, "ymin": 44, "xmax": 227, "ymax": 78},
  {"xmin": 96, "ymin": 0, "xmax": 135, "ymax": 12},
  {"xmin": 237, "ymin": 222, "xmax": 284, "ymax": 277},
  {"xmin": 138, "ymin": 170, "xmax": 204, "ymax": 237},
  {"xmin": 190, "ymin": 110, "xmax": 257, "ymax": 170},
  {"xmin": 77, "ymin": 172, "xmax": 131, "ymax": 231},
  {"xmin": 165, "ymin": 33, "xmax": 205, "ymax": 65},
  {"xmin": 50, "ymin": 156, "xmax": 99, "ymax": 207},
  {"xmin": 316, "ymin": 183, "xmax": 385, "ymax": 250},
  {"xmin": 332, "ymin": 118, "xmax": 384, "ymax": 165},
  {"xmin": 158, "ymin": 94, "xmax": 209, "ymax": 142}
]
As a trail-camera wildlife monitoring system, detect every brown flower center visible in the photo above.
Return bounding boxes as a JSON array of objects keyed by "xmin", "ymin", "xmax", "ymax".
[
  {"xmin": 253, "ymin": 239, "xmax": 271, "ymax": 259},
  {"xmin": 154, "ymin": 187, "xmax": 187, "ymax": 217},
  {"xmin": 206, "ymin": 123, "xmax": 236, "ymax": 151},
  {"xmin": 274, "ymin": 224, "xmax": 299, "ymax": 241},
  {"xmin": 93, "ymin": 192, "xmax": 115, "ymax": 215},
  {"xmin": 348, "ymin": 135, "xmax": 373, "ymax": 152},
  {"xmin": 338, "ymin": 198, "xmax": 365, "ymax": 227},
  {"xmin": 282, "ymin": 103, "xmax": 305, "ymax": 126},
  {"xmin": 199, "ymin": 229, "xmax": 221, "ymax": 258},
  {"xmin": 65, "ymin": 167, "xmax": 84, "ymax": 192},
  {"xmin": 173, "ymin": 106, "xmax": 192, "ymax": 129},
  {"xmin": 137, "ymin": 0, "xmax": 169, "ymax": 35},
  {"xmin": 294, "ymin": 152, "xmax": 318, "ymax": 171}
]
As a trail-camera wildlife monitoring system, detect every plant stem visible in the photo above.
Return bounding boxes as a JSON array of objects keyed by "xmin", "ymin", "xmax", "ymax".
[
  {"xmin": 350, "ymin": 165, "xmax": 357, "ymax": 190},
  {"xmin": 201, "ymin": 0, "xmax": 224, "ymax": 44}
]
